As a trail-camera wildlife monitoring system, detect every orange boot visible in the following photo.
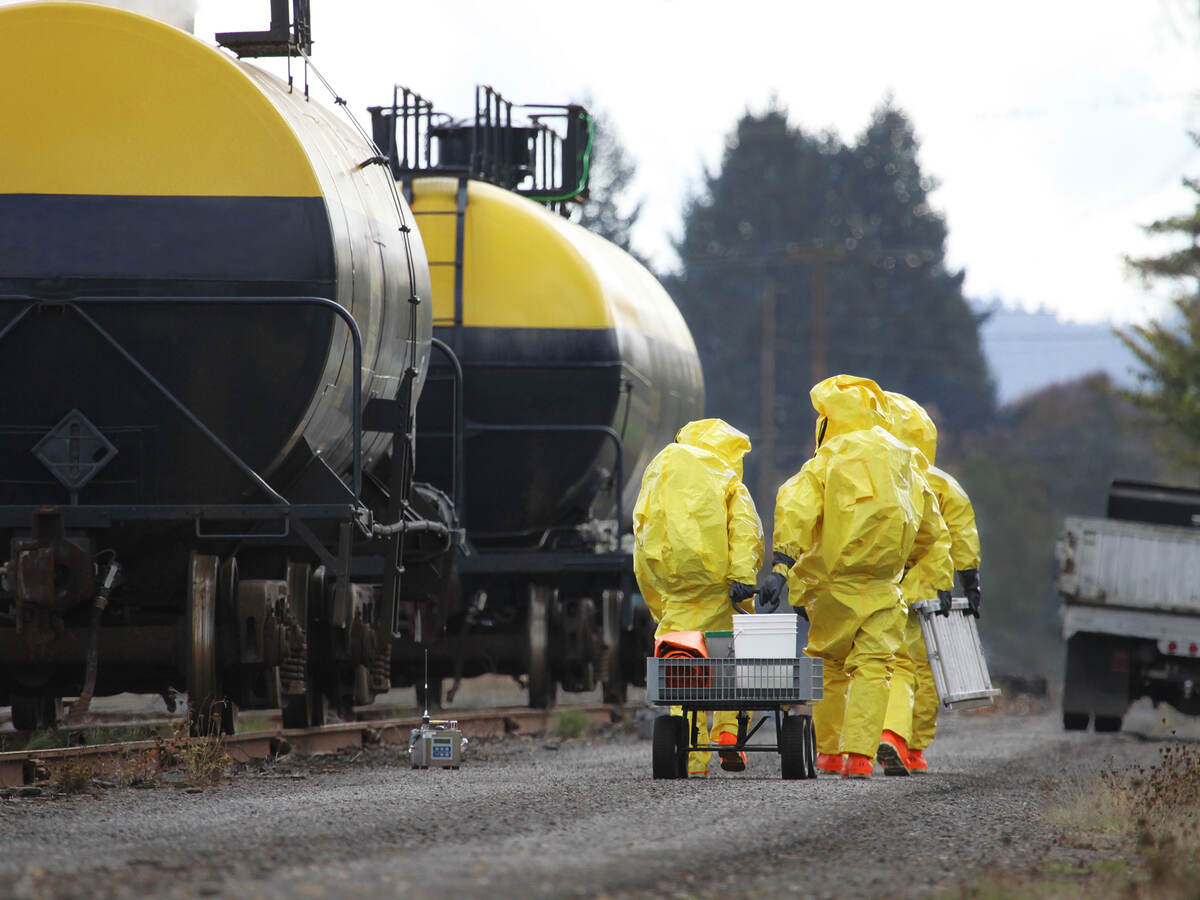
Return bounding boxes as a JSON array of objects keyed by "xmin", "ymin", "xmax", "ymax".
[
  {"xmin": 841, "ymin": 753, "xmax": 873, "ymax": 779},
  {"xmin": 715, "ymin": 732, "xmax": 747, "ymax": 772},
  {"xmin": 876, "ymin": 730, "xmax": 911, "ymax": 776},
  {"xmin": 907, "ymin": 748, "xmax": 928, "ymax": 774},
  {"xmin": 816, "ymin": 753, "xmax": 843, "ymax": 775}
]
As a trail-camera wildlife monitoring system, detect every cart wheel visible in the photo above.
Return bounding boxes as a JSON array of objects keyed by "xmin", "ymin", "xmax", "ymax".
[
  {"xmin": 804, "ymin": 715, "xmax": 818, "ymax": 779},
  {"xmin": 653, "ymin": 715, "xmax": 687, "ymax": 779},
  {"xmin": 780, "ymin": 715, "xmax": 807, "ymax": 780}
]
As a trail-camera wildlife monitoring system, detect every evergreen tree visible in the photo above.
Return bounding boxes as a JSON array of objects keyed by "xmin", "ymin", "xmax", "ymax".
[
  {"xmin": 667, "ymin": 100, "xmax": 995, "ymax": 509},
  {"xmin": 830, "ymin": 103, "xmax": 993, "ymax": 429},
  {"xmin": 575, "ymin": 106, "xmax": 644, "ymax": 256},
  {"xmin": 1119, "ymin": 147, "xmax": 1200, "ymax": 470}
]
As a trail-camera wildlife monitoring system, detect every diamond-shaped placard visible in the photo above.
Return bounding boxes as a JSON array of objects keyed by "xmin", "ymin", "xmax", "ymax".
[{"xmin": 32, "ymin": 409, "xmax": 118, "ymax": 492}]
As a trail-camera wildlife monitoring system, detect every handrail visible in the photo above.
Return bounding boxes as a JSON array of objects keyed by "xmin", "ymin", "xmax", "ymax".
[{"xmin": 0, "ymin": 294, "xmax": 366, "ymax": 503}]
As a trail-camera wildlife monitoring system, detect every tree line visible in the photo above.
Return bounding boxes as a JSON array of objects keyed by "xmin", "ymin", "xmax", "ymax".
[{"xmin": 577, "ymin": 98, "xmax": 1185, "ymax": 677}]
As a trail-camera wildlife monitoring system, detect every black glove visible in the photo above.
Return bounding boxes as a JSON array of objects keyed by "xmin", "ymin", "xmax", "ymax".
[
  {"xmin": 728, "ymin": 581, "xmax": 757, "ymax": 603},
  {"xmin": 794, "ymin": 604, "xmax": 809, "ymax": 622},
  {"xmin": 936, "ymin": 589, "xmax": 953, "ymax": 617},
  {"xmin": 772, "ymin": 550, "xmax": 796, "ymax": 569},
  {"xmin": 958, "ymin": 568, "xmax": 981, "ymax": 618},
  {"xmin": 758, "ymin": 571, "xmax": 787, "ymax": 613}
]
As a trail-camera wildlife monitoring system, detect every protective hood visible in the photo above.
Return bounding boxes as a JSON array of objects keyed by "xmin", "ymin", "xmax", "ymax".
[
  {"xmin": 810, "ymin": 375, "xmax": 891, "ymax": 447},
  {"xmin": 676, "ymin": 418, "xmax": 751, "ymax": 480},
  {"xmin": 884, "ymin": 391, "xmax": 938, "ymax": 466}
]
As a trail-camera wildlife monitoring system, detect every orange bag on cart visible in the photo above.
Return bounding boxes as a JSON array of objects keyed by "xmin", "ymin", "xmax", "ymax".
[{"xmin": 654, "ymin": 631, "xmax": 710, "ymax": 689}]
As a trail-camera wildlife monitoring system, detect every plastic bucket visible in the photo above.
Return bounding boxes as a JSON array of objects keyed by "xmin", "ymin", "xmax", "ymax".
[
  {"xmin": 704, "ymin": 631, "xmax": 734, "ymax": 659},
  {"xmin": 733, "ymin": 614, "xmax": 798, "ymax": 688}
]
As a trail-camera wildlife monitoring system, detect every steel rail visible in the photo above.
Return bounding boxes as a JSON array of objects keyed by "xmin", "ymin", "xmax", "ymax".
[{"xmin": 0, "ymin": 704, "xmax": 630, "ymax": 787}]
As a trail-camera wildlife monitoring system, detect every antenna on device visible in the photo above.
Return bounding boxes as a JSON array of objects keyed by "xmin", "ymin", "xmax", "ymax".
[{"xmin": 422, "ymin": 648, "xmax": 430, "ymax": 726}]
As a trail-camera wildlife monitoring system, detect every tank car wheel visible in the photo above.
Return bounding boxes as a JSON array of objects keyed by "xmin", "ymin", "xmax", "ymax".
[
  {"xmin": 1094, "ymin": 715, "xmax": 1123, "ymax": 733},
  {"xmin": 187, "ymin": 552, "xmax": 234, "ymax": 735},
  {"xmin": 601, "ymin": 589, "xmax": 627, "ymax": 705},
  {"xmin": 11, "ymin": 695, "xmax": 61, "ymax": 732},
  {"xmin": 527, "ymin": 584, "xmax": 558, "ymax": 709},
  {"xmin": 282, "ymin": 688, "xmax": 328, "ymax": 730}
]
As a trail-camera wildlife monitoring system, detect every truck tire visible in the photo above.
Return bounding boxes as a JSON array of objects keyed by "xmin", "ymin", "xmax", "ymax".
[
  {"xmin": 1062, "ymin": 711, "xmax": 1089, "ymax": 731},
  {"xmin": 1063, "ymin": 633, "xmax": 1130, "ymax": 734}
]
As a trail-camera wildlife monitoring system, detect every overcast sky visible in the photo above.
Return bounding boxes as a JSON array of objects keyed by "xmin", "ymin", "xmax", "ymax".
[{"xmin": 26, "ymin": 0, "xmax": 1200, "ymax": 324}]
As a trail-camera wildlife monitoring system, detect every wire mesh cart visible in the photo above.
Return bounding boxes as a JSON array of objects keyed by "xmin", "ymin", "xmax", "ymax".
[{"xmin": 646, "ymin": 656, "xmax": 824, "ymax": 780}]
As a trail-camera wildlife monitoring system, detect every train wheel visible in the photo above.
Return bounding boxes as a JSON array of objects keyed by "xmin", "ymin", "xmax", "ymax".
[
  {"xmin": 527, "ymin": 584, "xmax": 558, "ymax": 709},
  {"xmin": 187, "ymin": 552, "xmax": 234, "ymax": 736},
  {"xmin": 11, "ymin": 695, "xmax": 61, "ymax": 732},
  {"xmin": 601, "ymin": 589, "xmax": 627, "ymax": 705},
  {"xmin": 282, "ymin": 688, "xmax": 327, "ymax": 730}
]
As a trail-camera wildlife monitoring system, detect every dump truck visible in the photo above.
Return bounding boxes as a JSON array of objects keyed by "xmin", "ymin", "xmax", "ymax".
[{"xmin": 1056, "ymin": 480, "xmax": 1200, "ymax": 732}]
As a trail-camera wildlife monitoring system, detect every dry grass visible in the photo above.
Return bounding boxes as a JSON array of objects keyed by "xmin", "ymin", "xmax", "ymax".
[
  {"xmin": 166, "ymin": 706, "xmax": 231, "ymax": 785},
  {"xmin": 961, "ymin": 739, "xmax": 1200, "ymax": 899},
  {"xmin": 50, "ymin": 763, "xmax": 94, "ymax": 794},
  {"xmin": 1043, "ymin": 773, "xmax": 1133, "ymax": 834}
]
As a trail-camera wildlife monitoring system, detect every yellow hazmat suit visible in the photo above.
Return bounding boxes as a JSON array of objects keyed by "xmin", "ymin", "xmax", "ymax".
[
  {"xmin": 881, "ymin": 392, "xmax": 981, "ymax": 753},
  {"xmin": 633, "ymin": 418, "xmax": 764, "ymax": 775},
  {"xmin": 772, "ymin": 376, "xmax": 951, "ymax": 759}
]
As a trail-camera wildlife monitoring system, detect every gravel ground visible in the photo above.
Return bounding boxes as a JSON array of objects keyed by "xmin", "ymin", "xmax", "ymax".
[{"xmin": 1, "ymin": 703, "xmax": 1195, "ymax": 899}]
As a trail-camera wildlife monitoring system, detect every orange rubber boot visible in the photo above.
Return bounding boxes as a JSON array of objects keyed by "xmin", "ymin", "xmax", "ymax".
[
  {"xmin": 841, "ymin": 752, "xmax": 873, "ymax": 779},
  {"xmin": 816, "ymin": 753, "xmax": 843, "ymax": 775},
  {"xmin": 876, "ymin": 730, "xmax": 911, "ymax": 776},
  {"xmin": 716, "ymin": 732, "xmax": 747, "ymax": 772},
  {"xmin": 907, "ymin": 748, "xmax": 928, "ymax": 774}
]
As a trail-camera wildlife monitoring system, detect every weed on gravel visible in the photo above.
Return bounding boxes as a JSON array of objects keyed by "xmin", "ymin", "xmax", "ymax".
[
  {"xmin": 51, "ymin": 763, "xmax": 95, "ymax": 795},
  {"xmin": 167, "ymin": 708, "xmax": 232, "ymax": 785},
  {"xmin": 958, "ymin": 731, "xmax": 1200, "ymax": 899},
  {"xmin": 554, "ymin": 708, "xmax": 590, "ymax": 740}
]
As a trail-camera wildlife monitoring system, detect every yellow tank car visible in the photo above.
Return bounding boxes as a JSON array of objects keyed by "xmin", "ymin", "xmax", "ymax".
[{"xmin": 411, "ymin": 177, "xmax": 704, "ymax": 545}]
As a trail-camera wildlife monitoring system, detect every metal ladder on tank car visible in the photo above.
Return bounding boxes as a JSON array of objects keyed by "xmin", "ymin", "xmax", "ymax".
[{"xmin": 402, "ymin": 174, "xmax": 469, "ymax": 354}]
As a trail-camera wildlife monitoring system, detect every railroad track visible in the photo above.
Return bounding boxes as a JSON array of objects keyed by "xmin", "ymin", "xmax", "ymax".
[{"xmin": 0, "ymin": 703, "xmax": 630, "ymax": 787}]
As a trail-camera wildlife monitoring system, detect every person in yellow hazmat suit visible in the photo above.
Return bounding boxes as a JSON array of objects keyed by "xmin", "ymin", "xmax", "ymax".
[
  {"xmin": 633, "ymin": 418, "xmax": 764, "ymax": 777},
  {"xmin": 758, "ymin": 375, "xmax": 952, "ymax": 779},
  {"xmin": 879, "ymin": 391, "xmax": 982, "ymax": 775}
]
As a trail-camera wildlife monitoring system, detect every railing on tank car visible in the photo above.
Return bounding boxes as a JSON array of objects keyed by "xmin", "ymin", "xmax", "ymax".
[{"xmin": 367, "ymin": 85, "xmax": 592, "ymax": 213}]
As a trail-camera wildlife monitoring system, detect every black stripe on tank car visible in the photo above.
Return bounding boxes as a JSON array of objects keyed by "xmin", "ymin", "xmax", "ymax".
[
  {"xmin": 434, "ymin": 325, "xmax": 621, "ymax": 365},
  {"xmin": 0, "ymin": 194, "xmax": 335, "ymax": 284}
]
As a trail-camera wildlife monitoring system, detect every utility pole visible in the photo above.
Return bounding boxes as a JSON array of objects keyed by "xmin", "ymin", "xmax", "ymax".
[
  {"xmin": 784, "ymin": 244, "xmax": 842, "ymax": 385},
  {"xmin": 758, "ymin": 273, "xmax": 778, "ymax": 522},
  {"xmin": 810, "ymin": 256, "xmax": 829, "ymax": 386}
]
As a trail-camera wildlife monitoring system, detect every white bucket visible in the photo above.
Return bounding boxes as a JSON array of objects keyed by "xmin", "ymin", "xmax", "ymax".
[{"xmin": 733, "ymin": 614, "xmax": 798, "ymax": 689}]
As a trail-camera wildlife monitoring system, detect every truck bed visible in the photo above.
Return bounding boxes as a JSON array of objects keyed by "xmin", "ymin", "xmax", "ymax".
[{"xmin": 1058, "ymin": 515, "xmax": 1200, "ymax": 617}]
